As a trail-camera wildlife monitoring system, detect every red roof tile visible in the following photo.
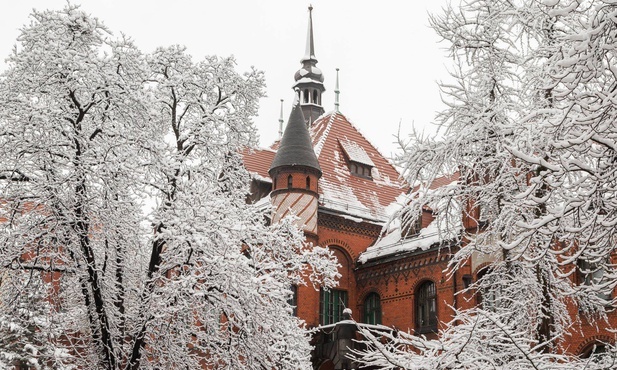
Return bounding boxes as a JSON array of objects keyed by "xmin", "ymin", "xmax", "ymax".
[{"xmin": 241, "ymin": 147, "xmax": 276, "ymax": 181}]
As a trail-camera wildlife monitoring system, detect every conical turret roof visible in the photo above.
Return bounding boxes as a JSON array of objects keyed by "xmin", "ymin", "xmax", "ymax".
[{"xmin": 269, "ymin": 100, "xmax": 321, "ymax": 174}]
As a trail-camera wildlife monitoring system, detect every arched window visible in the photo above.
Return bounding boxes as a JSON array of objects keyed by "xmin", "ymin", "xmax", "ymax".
[
  {"xmin": 313, "ymin": 90, "xmax": 319, "ymax": 104},
  {"xmin": 304, "ymin": 89, "xmax": 309, "ymax": 103},
  {"xmin": 580, "ymin": 342, "xmax": 608, "ymax": 362},
  {"xmin": 416, "ymin": 281, "xmax": 437, "ymax": 333},
  {"xmin": 306, "ymin": 176, "xmax": 311, "ymax": 190},
  {"xmin": 363, "ymin": 293, "xmax": 381, "ymax": 325},
  {"xmin": 287, "ymin": 175, "xmax": 293, "ymax": 189}
]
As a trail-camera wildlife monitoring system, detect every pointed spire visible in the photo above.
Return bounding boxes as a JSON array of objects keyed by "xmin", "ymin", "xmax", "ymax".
[
  {"xmin": 302, "ymin": 5, "xmax": 317, "ymax": 63},
  {"xmin": 269, "ymin": 98, "xmax": 321, "ymax": 174},
  {"xmin": 335, "ymin": 68, "xmax": 340, "ymax": 112},
  {"xmin": 278, "ymin": 99, "xmax": 284, "ymax": 139},
  {"xmin": 293, "ymin": 5, "xmax": 325, "ymax": 124}
]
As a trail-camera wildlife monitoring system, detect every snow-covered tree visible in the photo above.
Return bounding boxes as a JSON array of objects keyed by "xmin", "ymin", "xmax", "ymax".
[
  {"xmin": 354, "ymin": 0, "xmax": 617, "ymax": 368},
  {"xmin": 0, "ymin": 271, "xmax": 73, "ymax": 369},
  {"xmin": 0, "ymin": 5, "xmax": 338, "ymax": 369}
]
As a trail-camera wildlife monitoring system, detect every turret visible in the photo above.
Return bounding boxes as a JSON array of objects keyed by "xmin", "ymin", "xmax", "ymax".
[
  {"xmin": 269, "ymin": 100, "xmax": 321, "ymax": 242},
  {"xmin": 293, "ymin": 5, "xmax": 325, "ymax": 125}
]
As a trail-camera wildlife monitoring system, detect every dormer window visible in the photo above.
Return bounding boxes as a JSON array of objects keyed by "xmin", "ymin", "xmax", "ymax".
[
  {"xmin": 349, "ymin": 162, "xmax": 372, "ymax": 178},
  {"xmin": 402, "ymin": 210, "xmax": 423, "ymax": 238},
  {"xmin": 339, "ymin": 139, "xmax": 374, "ymax": 180}
]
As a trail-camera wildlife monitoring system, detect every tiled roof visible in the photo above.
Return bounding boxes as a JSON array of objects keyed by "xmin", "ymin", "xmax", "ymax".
[
  {"xmin": 241, "ymin": 147, "xmax": 276, "ymax": 180},
  {"xmin": 242, "ymin": 111, "xmax": 408, "ymax": 222}
]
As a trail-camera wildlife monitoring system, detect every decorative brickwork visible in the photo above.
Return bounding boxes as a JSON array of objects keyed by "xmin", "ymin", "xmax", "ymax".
[{"xmin": 318, "ymin": 213, "xmax": 381, "ymax": 238}]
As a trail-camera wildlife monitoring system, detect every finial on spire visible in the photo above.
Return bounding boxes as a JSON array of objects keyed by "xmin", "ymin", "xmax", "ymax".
[
  {"xmin": 278, "ymin": 99, "xmax": 284, "ymax": 139},
  {"xmin": 303, "ymin": 5, "xmax": 316, "ymax": 62},
  {"xmin": 335, "ymin": 68, "xmax": 340, "ymax": 112}
]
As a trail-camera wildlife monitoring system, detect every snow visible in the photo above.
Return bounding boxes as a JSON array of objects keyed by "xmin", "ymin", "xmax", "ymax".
[
  {"xmin": 252, "ymin": 173, "xmax": 272, "ymax": 183},
  {"xmin": 360, "ymin": 188, "xmax": 461, "ymax": 263},
  {"xmin": 360, "ymin": 219, "xmax": 444, "ymax": 262},
  {"xmin": 342, "ymin": 214, "xmax": 363, "ymax": 223},
  {"xmin": 339, "ymin": 138, "xmax": 375, "ymax": 167},
  {"xmin": 294, "ymin": 76, "xmax": 325, "ymax": 85},
  {"xmin": 320, "ymin": 181, "xmax": 378, "ymax": 220},
  {"xmin": 312, "ymin": 112, "xmax": 336, "ymax": 157},
  {"xmin": 252, "ymin": 194, "xmax": 272, "ymax": 211}
]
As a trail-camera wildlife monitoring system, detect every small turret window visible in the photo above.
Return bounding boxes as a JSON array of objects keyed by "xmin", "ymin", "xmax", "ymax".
[
  {"xmin": 304, "ymin": 89, "xmax": 309, "ymax": 104},
  {"xmin": 273, "ymin": 177, "xmax": 277, "ymax": 189},
  {"xmin": 313, "ymin": 90, "xmax": 319, "ymax": 105},
  {"xmin": 287, "ymin": 175, "xmax": 293, "ymax": 189},
  {"xmin": 306, "ymin": 176, "xmax": 311, "ymax": 190}
]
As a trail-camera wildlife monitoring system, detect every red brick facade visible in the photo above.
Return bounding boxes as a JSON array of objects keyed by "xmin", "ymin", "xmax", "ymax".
[
  {"xmin": 244, "ymin": 116, "xmax": 617, "ymax": 364},
  {"xmin": 240, "ymin": 7, "xmax": 617, "ymax": 367}
]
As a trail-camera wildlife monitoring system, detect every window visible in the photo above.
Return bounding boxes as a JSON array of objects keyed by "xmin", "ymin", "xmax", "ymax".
[
  {"xmin": 313, "ymin": 90, "xmax": 319, "ymax": 104},
  {"xmin": 477, "ymin": 268, "xmax": 498, "ymax": 311},
  {"xmin": 578, "ymin": 259, "xmax": 612, "ymax": 301},
  {"xmin": 349, "ymin": 161, "xmax": 372, "ymax": 179},
  {"xmin": 273, "ymin": 177, "xmax": 277, "ymax": 190},
  {"xmin": 416, "ymin": 281, "xmax": 437, "ymax": 333},
  {"xmin": 363, "ymin": 293, "xmax": 381, "ymax": 325},
  {"xmin": 320, "ymin": 289, "xmax": 348, "ymax": 325},
  {"xmin": 288, "ymin": 285, "xmax": 298, "ymax": 316},
  {"xmin": 306, "ymin": 176, "xmax": 311, "ymax": 190},
  {"xmin": 304, "ymin": 89, "xmax": 309, "ymax": 103},
  {"xmin": 402, "ymin": 210, "xmax": 422, "ymax": 238},
  {"xmin": 580, "ymin": 342, "xmax": 608, "ymax": 362},
  {"xmin": 287, "ymin": 175, "xmax": 293, "ymax": 189}
]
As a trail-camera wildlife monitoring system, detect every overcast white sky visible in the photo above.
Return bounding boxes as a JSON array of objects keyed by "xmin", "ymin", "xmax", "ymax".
[{"xmin": 0, "ymin": 1, "xmax": 452, "ymax": 157}]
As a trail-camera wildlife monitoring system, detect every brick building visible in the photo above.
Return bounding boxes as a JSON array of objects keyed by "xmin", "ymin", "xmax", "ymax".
[{"xmin": 242, "ymin": 7, "xmax": 617, "ymax": 369}]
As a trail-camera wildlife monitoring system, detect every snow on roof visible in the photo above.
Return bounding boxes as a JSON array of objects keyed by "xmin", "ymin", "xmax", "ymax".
[
  {"xmin": 360, "ymin": 183, "xmax": 461, "ymax": 263},
  {"xmin": 294, "ymin": 77, "xmax": 325, "ymax": 86},
  {"xmin": 311, "ymin": 112, "xmax": 407, "ymax": 221},
  {"xmin": 252, "ymin": 193, "xmax": 272, "ymax": 211},
  {"xmin": 312, "ymin": 112, "xmax": 335, "ymax": 157},
  {"xmin": 359, "ymin": 219, "xmax": 450, "ymax": 263},
  {"xmin": 339, "ymin": 138, "xmax": 375, "ymax": 167},
  {"xmin": 252, "ymin": 173, "xmax": 272, "ymax": 184}
]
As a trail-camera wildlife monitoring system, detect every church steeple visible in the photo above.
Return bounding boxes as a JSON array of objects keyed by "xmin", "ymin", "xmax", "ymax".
[{"xmin": 293, "ymin": 5, "xmax": 325, "ymax": 125}]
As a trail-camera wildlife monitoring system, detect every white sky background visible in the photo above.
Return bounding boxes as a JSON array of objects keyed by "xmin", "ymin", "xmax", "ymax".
[{"xmin": 0, "ymin": 0, "xmax": 452, "ymax": 158}]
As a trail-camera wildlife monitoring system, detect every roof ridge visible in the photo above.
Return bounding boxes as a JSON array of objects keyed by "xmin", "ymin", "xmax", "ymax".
[{"xmin": 313, "ymin": 111, "xmax": 336, "ymax": 158}]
